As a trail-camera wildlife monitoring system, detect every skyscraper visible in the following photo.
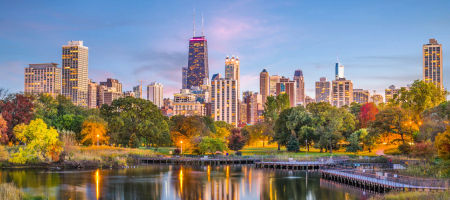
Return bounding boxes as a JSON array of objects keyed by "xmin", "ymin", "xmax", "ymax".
[
  {"xmin": 259, "ymin": 69, "xmax": 269, "ymax": 105},
  {"xmin": 187, "ymin": 36, "xmax": 209, "ymax": 89},
  {"xmin": 315, "ymin": 77, "xmax": 331, "ymax": 103},
  {"xmin": 423, "ymin": 38, "xmax": 443, "ymax": 89},
  {"xmin": 332, "ymin": 78, "xmax": 353, "ymax": 107},
  {"xmin": 182, "ymin": 67, "xmax": 188, "ymax": 89},
  {"xmin": 269, "ymin": 75, "xmax": 281, "ymax": 96},
  {"xmin": 353, "ymin": 89, "xmax": 369, "ymax": 104},
  {"xmin": 276, "ymin": 77, "xmax": 297, "ymax": 107},
  {"xmin": 225, "ymin": 56, "xmax": 240, "ymax": 99},
  {"xmin": 335, "ymin": 62, "xmax": 344, "ymax": 80},
  {"xmin": 133, "ymin": 83, "xmax": 143, "ymax": 99},
  {"xmin": 211, "ymin": 77, "xmax": 238, "ymax": 126},
  {"xmin": 243, "ymin": 91, "xmax": 261, "ymax": 125},
  {"xmin": 24, "ymin": 63, "xmax": 61, "ymax": 98},
  {"xmin": 87, "ymin": 80, "xmax": 97, "ymax": 109},
  {"xmin": 293, "ymin": 70, "xmax": 305, "ymax": 105},
  {"xmin": 62, "ymin": 41, "xmax": 89, "ymax": 107},
  {"xmin": 147, "ymin": 82, "xmax": 164, "ymax": 108}
]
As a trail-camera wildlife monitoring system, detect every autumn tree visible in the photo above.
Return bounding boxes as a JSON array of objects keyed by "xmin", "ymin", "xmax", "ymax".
[
  {"xmin": 0, "ymin": 94, "xmax": 34, "ymax": 142},
  {"xmin": 169, "ymin": 115, "xmax": 214, "ymax": 151},
  {"xmin": 228, "ymin": 129, "xmax": 246, "ymax": 152},
  {"xmin": 10, "ymin": 119, "xmax": 62, "ymax": 164},
  {"xmin": 0, "ymin": 116, "xmax": 7, "ymax": 144},
  {"xmin": 435, "ymin": 127, "xmax": 450, "ymax": 160},
  {"xmin": 359, "ymin": 103, "xmax": 379, "ymax": 128},
  {"xmin": 369, "ymin": 106, "xmax": 415, "ymax": 145},
  {"xmin": 80, "ymin": 116, "xmax": 109, "ymax": 146}
]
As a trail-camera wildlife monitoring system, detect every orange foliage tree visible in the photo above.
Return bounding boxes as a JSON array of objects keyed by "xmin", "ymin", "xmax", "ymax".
[
  {"xmin": 359, "ymin": 103, "xmax": 378, "ymax": 128},
  {"xmin": 80, "ymin": 116, "xmax": 109, "ymax": 146}
]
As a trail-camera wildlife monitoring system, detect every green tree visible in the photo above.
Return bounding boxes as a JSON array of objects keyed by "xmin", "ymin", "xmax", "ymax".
[
  {"xmin": 370, "ymin": 106, "xmax": 414, "ymax": 144},
  {"xmin": 393, "ymin": 80, "xmax": 447, "ymax": 118},
  {"xmin": 198, "ymin": 137, "xmax": 227, "ymax": 155},
  {"xmin": 10, "ymin": 119, "xmax": 62, "ymax": 164},
  {"xmin": 170, "ymin": 115, "xmax": 214, "ymax": 151},
  {"xmin": 101, "ymin": 96, "xmax": 170, "ymax": 147},
  {"xmin": 128, "ymin": 133, "xmax": 140, "ymax": 148},
  {"xmin": 358, "ymin": 129, "xmax": 375, "ymax": 152},
  {"xmin": 273, "ymin": 108, "xmax": 293, "ymax": 148},
  {"xmin": 346, "ymin": 131, "xmax": 362, "ymax": 153},
  {"xmin": 286, "ymin": 135, "xmax": 300, "ymax": 152}
]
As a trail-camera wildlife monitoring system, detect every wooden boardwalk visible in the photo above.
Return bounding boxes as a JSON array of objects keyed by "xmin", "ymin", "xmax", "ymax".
[
  {"xmin": 321, "ymin": 169, "xmax": 448, "ymax": 193},
  {"xmin": 255, "ymin": 161, "xmax": 334, "ymax": 170},
  {"xmin": 139, "ymin": 157, "xmax": 260, "ymax": 166}
]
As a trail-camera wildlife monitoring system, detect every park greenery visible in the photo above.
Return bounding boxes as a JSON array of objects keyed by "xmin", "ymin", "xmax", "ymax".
[{"xmin": 0, "ymin": 80, "xmax": 448, "ymax": 178}]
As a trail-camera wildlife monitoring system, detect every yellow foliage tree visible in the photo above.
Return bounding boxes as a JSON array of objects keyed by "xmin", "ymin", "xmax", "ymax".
[
  {"xmin": 80, "ymin": 117, "xmax": 108, "ymax": 146},
  {"xmin": 435, "ymin": 127, "xmax": 450, "ymax": 160},
  {"xmin": 10, "ymin": 118, "xmax": 62, "ymax": 164}
]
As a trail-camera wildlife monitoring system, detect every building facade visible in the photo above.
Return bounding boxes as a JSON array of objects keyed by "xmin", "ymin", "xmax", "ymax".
[
  {"xmin": 225, "ymin": 56, "xmax": 240, "ymax": 100},
  {"xmin": 293, "ymin": 70, "xmax": 305, "ymax": 105},
  {"xmin": 315, "ymin": 77, "xmax": 331, "ymax": 103},
  {"xmin": 332, "ymin": 78, "xmax": 353, "ymax": 107},
  {"xmin": 97, "ymin": 78, "xmax": 123, "ymax": 106},
  {"xmin": 423, "ymin": 38, "xmax": 443, "ymax": 89},
  {"xmin": 182, "ymin": 67, "xmax": 188, "ymax": 89},
  {"xmin": 147, "ymin": 82, "xmax": 163, "ymax": 108},
  {"xmin": 276, "ymin": 77, "xmax": 297, "ymax": 107},
  {"xmin": 211, "ymin": 77, "xmax": 238, "ymax": 126},
  {"xmin": 269, "ymin": 75, "xmax": 281, "ymax": 96},
  {"xmin": 353, "ymin": 89, "xmax": 369, "ymax": 104},
  {"xmin": 385, "ymin": 85, "xmax": 400, "ymax": 103},
  {"xmin": 62, "ymin": 41, "xmax": 89, "ymax": 107},
  {"xmin": 87, "ymin": 80, "xmax": 97, "ymax": 109},
  {"xmin": 243, "ymin": 91, "xmax": 261, "ymax": 125},
  {"xmin": 133, "ymin": 83, "xmax": 143, "ymax": 99},
  {"xmin": 259, "ymin": 69, "xmax": 270, "ymax": 105},
  {"xmin": 371, "ymin": 94, "xmax": 384, "ymax": 105},
  {"xmin": 187, "ymin": 36, "xmax": 209, "ymax": 89},
  {"xmin": 335, "ymin": 62, "xmax": 344, "ymax": 80},
  {"xmin": 24, "ymin": 63, "xmax": 61, "ymax": 98}
]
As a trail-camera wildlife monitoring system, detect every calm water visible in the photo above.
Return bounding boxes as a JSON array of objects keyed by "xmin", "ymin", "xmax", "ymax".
[{"xmin": 0, "ymin": 165, "xmax": 372, "ymax": 200}]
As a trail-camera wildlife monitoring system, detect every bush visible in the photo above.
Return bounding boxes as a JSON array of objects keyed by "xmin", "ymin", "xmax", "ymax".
[
  {"xmin": 410, "ymin": 141, "xmax": 435, "ymax": 158},
  {"xmin": 435, "ymin": 128, "xmax": 450, "ymax": 160},
  {"xmin": 228, "ymin": 132, "xmax": 245, "ymax": 152},
  {"xmin": 286, "ymin": 135, "xmax": 299, "ymax": 152},
  {"xmin": 173, "ymin": 148, "xmax": 181, "ymax": 155},
  {"xmin": 198, "ymin": 137, "xmax": 227, "ymax": 155},
  {"xmin": 398, "ymin": 143, "xmax": 411, "ymax": 154}
]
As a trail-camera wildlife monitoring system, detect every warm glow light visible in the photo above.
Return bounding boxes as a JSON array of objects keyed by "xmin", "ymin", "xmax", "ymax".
[
  {"xmin": 97, "ymin": 134, "xmax": 100, "ymax": 138},
  {"xmin": 207, "ymin": 165, "xmax": 211, "ymax": 182},
  {"xmin": 179, "ymin": 168, "xmax": 184, "ymax": 194},
  {"xmin": 180, "ymin": 141, "xmax": 183, "ymax": 144}
]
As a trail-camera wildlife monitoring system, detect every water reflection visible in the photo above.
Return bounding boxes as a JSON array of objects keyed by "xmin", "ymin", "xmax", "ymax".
[{"xmin": 0, "ymin": 165, "xmax": 371, "ymax": 200}]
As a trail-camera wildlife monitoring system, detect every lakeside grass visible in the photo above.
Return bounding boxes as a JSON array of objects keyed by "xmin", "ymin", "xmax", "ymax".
[
  {"xmin": 371, "ymin": 191, "xmax": 449, "ymax": 200},
  {"xmin": 65, "ymin": 145, "xmax": 159, "ymax": 167},
  {"xmin": 239, "ymin": 146, "xmax": 377, "ymax": 159},
  {"xmin": 0, "ymin": 183, "xmax": 23, "ymax": 200}
]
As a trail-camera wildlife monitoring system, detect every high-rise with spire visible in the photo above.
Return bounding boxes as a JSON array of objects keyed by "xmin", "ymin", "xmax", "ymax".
[
  {"xmin": 423, "ymin": 38, "xmax": 443, "ymax": 89},
  {"xmin": 186, "ymin": 12, "xmax": 209, "ymax": 89}
]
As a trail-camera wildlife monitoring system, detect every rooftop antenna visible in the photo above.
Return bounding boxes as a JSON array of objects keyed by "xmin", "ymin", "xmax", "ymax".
[
  {"xmin": 201, "ymin": 12, "xmax": 204, "ymax": 36},
  {"xmin": 193, "ymin": 8, "xmax": 196, "ymax": 37}
]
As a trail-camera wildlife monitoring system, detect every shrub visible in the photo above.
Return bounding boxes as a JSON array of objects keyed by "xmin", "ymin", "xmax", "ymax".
[
  {"xmin": 227, "ymin": 132, "xmax": 246, "ymax": 152},
  {"xmin": 410, "ymin": 141, "xmax": 435, "ymax": 158},
  {"xmin": 398, "ymin": 143, "xmax": 411, "ymax": 154},
  {"xmin": 173, "ymin": 148, "xmax": 181, "ymax": 155}
]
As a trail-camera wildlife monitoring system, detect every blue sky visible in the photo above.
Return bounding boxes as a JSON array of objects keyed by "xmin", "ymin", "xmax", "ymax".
[{"xmin": 1, "ymin": 0, "xmax": 449, "ymax": 98}]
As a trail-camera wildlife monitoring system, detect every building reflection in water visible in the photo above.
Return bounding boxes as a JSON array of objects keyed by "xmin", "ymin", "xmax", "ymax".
[{"xmin": 0, "ymin": 165, "xmax": 370, "ymax": 200}]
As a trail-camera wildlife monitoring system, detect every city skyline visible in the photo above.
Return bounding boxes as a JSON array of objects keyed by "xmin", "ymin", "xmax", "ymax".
[{"xmin": 1, "ymin": 0, "xmax": 449, "ymax": 99}]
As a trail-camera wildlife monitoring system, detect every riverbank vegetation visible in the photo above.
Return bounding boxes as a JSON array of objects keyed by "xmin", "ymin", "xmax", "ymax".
[
  {"xmin": 371, "ymin": 190, "xmax": 449, "ymax": 200},
  {"xmin": 0, "ymin": 80, "xmax": 449, "ymax": 176}
]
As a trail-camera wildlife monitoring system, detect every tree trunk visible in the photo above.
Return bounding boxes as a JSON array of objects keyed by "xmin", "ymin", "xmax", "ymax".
[{"xmin": 277, "ymin": 143, "xmax": 280, "ymax": 151}]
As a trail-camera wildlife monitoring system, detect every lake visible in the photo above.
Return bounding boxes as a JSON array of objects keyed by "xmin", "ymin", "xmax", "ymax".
[{"xmin": 0, "ymin": 165, "xmax": 372, "ymax": 200}]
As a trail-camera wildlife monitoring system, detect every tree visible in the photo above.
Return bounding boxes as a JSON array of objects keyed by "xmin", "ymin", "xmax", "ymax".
[
  {"xmin": 286, "ymin": 135, "xmax": 299, "ymax": 152},
  {"xmin": 128, "ymin": 133, "xmax": 140, "ymax": 148},
  {"xmin": 262, "ymin": 93, "xmax": 291, "ymax": 150},
  {"xmin": 0, "ymin": 94, "xmax": 34, "ymax": 143},
  {"xmin": 370, "ymin": 106, "xmax": 415, "ymax": 144},
  {"xmin": 393, "ymin": 80, "xmax": 447, "ymax": 118},
  {"xmin": 419, "ymin": 101, "xmax": 449, "ymax": 141},
  {"xmin": 101, "ymin": 96, "xmax": 170, "ymax": 147},
  {"xmin": 275, "ymin": 106, "xmax": 315, "ymax": 151},
  {"xmin": 228, "ymin": 129, "xmax": 246, "ymax": 152},
  {"xmin": 213, "ymin": 121, "xmax": 231, "ymax": 139},
  {"xmin": 80, "ymin": 116, "xmax": 108, "ymax": 146},
  {"xmin": 170, "ymin": 115, "xmax": 214, "ymax": 152},
  {"xmin": 273, "ymin": 108, "xmax": 293, "ymax": 148},
  {"xmin": 435, "ymin": 127, "xmax": 450, "ymax": 160},
  {"xmin": 359, "ymin": 103, "xmax": 379, "ymax": 128},
  {"xmin": 10, "ymin": 119, "xmax": 62, "ymax": 164},
  {"xmin": 346, "ymin": 131, "xmax": 362, "ymax": 153},
  {"xmin": 198, "ymin": 137, "xmax": 227, "ymax": 155},
  {"xmin": 358, "ymin": 129, "xmax": 375, "ymax": 152},
  {"xmin": 0, "ymin": 116, "xmax": 7, "ymax": 144}
]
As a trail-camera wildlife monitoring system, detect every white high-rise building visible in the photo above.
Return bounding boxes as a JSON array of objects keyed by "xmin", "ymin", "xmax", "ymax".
[
  {"xmin": 211, "ymin": 77, "xmax": 238, "ymax": 127},
  {"xmin": 147, "ymin": 82, "xmax": 163, "ymax": 108},
  {"xmin": 62, "ymin": 41, "xmax": 89, "ymax": 107}
]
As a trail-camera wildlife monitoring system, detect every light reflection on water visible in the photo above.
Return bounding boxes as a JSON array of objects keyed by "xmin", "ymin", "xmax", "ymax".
[{"xmin": 0, "ymin": 165, "xmax": 372, "ymax": 200}]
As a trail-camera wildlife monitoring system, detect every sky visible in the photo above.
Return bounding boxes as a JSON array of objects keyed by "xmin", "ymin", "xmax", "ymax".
[{"xmin": 1, "ymin": 0, "xmax": 449, "ymax": 99}]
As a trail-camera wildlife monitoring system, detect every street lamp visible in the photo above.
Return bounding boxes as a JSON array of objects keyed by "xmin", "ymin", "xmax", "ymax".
[
  {"xmin": 180, "ymin": 141, "xmax": 183, "ymax": 155},
  {"xmin": 97, "ymin": 134, "xmax": 100, "ymax": 146}
]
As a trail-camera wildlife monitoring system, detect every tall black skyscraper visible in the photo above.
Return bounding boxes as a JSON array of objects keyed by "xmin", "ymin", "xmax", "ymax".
[{"xmin": 186, "ymin": 36, "xmax": 209, "ymax": 89}]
